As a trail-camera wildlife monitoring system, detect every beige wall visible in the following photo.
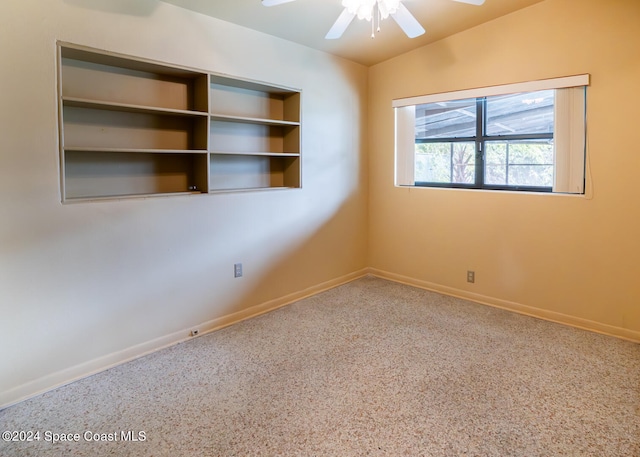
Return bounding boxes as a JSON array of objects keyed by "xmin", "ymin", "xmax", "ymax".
[
  {"xmin": 369, "ymin": 0, "xmax": 640, "ymax": 340},
  {"xmin": 0, "ymin": 0, "xmax": 368, "ymax": 406}
]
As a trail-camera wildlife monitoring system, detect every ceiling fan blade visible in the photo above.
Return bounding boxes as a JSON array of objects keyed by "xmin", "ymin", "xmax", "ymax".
[
  {"xmin": 262, "ymin": 0, "xmax": 297, "ymax": 6},
  {"xmin": 451, "ymin": 0, "xmax": 486, "ymax": 5},
  {"xmin": 325, "ymin": 8, "xmax": 356, "ymax": 40},
  {"xmin": 391, "ymin": 3, "xmax": 425, "ymax": 38}
]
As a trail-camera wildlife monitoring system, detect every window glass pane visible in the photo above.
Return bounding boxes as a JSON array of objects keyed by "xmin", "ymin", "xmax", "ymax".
[
  {"xmin": 485, "ymin": 140, "xmax": 554, "ymax": 187},
  {"xmin": 486, "ymin": 90, "xmax": 554, "ymax": 136},
  {"xmin": 415, "ymin": 98, "xmax": 476, "ymax": 139},
  {"xmin": 415, "ymin": 142, "xmax": 475, "ymax": 184}
]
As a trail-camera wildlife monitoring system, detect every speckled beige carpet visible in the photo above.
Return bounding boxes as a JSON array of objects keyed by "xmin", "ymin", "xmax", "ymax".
[{"xmin": 1, "ymin": 276, "xmax": 639, "ymax": 456}]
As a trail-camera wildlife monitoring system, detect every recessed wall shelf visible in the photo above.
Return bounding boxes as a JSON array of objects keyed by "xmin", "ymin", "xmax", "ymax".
[{"xmin": 57, "ymin": 42, "xmax": 302, "ymax": 202}]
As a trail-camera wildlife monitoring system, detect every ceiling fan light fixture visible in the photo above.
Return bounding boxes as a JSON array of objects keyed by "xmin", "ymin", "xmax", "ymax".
[
  {"xmin": 377, "ymin": 0, "xmax": 400, "ymax": 19},
  {"xmin": 342, "ymin": 0, "xmax": 400, "ymax": 21}
]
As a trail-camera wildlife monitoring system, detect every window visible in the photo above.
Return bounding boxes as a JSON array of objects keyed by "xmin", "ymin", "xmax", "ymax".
[{"xmin": 395, "ymin": 75, "xmax": 589, "ymax": 194}]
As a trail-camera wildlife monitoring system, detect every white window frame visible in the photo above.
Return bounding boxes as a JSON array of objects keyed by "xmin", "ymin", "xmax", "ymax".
[{"xmin": 393, "ymin": 74, "xmax": 589, "ymax": 193}]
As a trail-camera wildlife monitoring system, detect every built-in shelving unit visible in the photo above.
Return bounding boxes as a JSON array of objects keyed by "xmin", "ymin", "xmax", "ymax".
[{"xmin": 57, "ymin": 43, "xmax": 301, "ymax": 202}]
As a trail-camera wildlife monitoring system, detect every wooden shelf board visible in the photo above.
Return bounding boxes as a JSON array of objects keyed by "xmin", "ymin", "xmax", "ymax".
[
  {"xmin": 209, "ymin": 113, "xmax": 299, "ymax": 126},
  {"xmin": 209, "ymin": 151, "xmax": 300, "ymax": 158},
  {"xmin": 63, "ymin": 97, "xmax": 208, "ymax": 117},
  {"xmin": 60, "ymin": 44, "xmax": 204, "ymax": 79},
  {"xmin": 64, "ymin": 147, "xmax": 208, "ymax": 154},
  {"xmin": 210, "ymin": 74, "xmax": 299, "ymax": 94},
  {"xmin": 64, "ymin": 191, "xmax": 203, "ymax": 203},
  {"xmin": 208, "ymin": 186, "xmax": 296, "ymax": 194}
]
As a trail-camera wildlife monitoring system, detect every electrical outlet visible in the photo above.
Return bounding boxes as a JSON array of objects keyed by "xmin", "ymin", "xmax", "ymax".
[
  {"xmin": 234, "ymin": 263, "xmax": 243, "ymax": 278},
  {"xmin": 467, "ymin": 271, "xmax": 475, "ymax": 283},
  {"xmin": 190, "ymin": 329, "xmax": 199, "ymax": 337}
]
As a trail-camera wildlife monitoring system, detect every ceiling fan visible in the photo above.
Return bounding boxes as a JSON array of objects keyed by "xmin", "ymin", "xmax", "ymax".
[{"xmin": 262, "ymin": 0, "xmax": 486, "ymax": 40}]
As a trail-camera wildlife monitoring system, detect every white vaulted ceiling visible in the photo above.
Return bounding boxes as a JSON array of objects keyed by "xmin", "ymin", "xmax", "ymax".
[{"xmin": 161, "ymin": 0, "xmax": 546, "ymax": 66}]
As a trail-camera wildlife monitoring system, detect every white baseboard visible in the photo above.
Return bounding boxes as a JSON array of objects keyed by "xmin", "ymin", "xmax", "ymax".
[
  {"xmin": 0, "ymin": 269, "xmax": 369, "ymax": 410},
  {"xmin": 368, "ymin": 268, "xmax": 640, "ymax": 344},
  {"xmin": 4, "ymin": 267, "xmax": 636, "ymax": 409}
]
